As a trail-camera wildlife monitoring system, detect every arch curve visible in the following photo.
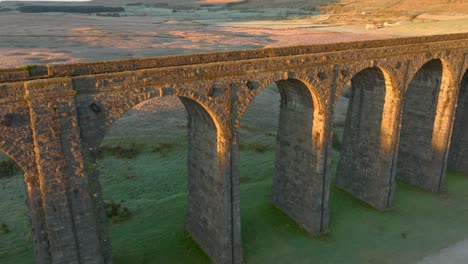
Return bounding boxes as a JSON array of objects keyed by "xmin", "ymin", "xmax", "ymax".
[
  {"xmin": 404, "ymin": 58, "xmax": 455, "ymax": 91},
  {"xmin": 178, "ymin": 95, "xmax": 221, "ymax": 137},
  {"xmin": 236, "ymin": 77, "xmax": 324, "ymax": 129},
  {"xmin": 77, "ymin": 87, "xmax": 222, "ymax": 151},
  {"xmin": 0, "ymin": 145, "xmax": 28, "ymax": 174},
  {"xmin": 0, "ymin": 140, "xmax": 38, "ymax": 183},
  {"xmin": 335, "ymin": 64, "xmax": 400, "ymax": 101}
]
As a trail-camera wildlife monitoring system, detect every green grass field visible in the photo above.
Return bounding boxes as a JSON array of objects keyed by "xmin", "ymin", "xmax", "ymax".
[
  {"xmin": 104, "ymin": 144, "xmax": 468, "ymax": 264},
  {"xmin": 2, "ymin": 131, "xmax": 468, "ymax": 264}
]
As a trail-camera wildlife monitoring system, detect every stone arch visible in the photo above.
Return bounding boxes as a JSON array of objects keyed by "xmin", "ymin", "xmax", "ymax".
[
  {"xmin": 86, "ymin": 90, "xmax": 233, "ymax": 263},
  {"xmin": 396, "ymin": 58, "xmax": 456, "ymax": 192},
  {"xmin": 335, "ymin": 62, "xmax": 401, "ymax": 101},
  {"xmin": 0, "ymin": 146, "xmax": 29, "ymax": 175},
  {"xmin": 76, "ymin": 86, "xmax": 170, "ymax": 151},
  {"xmin": 237, "ymin": 76, "xmax": 328, "ymax": 234},
  {"xmin": 178, "ymin": 95, "xmax": 221, "ymax": 136},
  {"xmin": 448, "ymin": 69, "xmax": 468, "ymax": 175},
  {"xmin": 335, "ymin": 67, "xmax": 400, "ymax": 209},
  {"xmin": 404, "ymin": 57, "xmax": 456, "ymax": 90},
  {"xmin": 235, "ymin": 73, "xmax": 326, "ymax": 128},
  {"xmin": 75, "ymin": 83, "xmax": 222, "ymax": 152}
]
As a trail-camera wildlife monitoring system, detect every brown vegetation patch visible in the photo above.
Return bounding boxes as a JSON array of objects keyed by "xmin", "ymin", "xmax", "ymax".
[{"xmin": 99, "ymin": 144, "xmax": 144, "ymax": 159}]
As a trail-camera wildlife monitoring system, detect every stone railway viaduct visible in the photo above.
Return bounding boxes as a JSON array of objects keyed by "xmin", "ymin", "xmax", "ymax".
[{"xmin": 0, "ymin": 33, "xmax": 467, "ymax": 264}]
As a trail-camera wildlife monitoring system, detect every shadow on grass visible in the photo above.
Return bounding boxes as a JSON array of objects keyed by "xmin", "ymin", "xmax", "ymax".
[
  {"xmin": 240, "ymin": 143, "xmax": 271, "ymax": 153},
  {"xmin": 99, "ymin": 143, "xmax": 144, "ymax": 159}
]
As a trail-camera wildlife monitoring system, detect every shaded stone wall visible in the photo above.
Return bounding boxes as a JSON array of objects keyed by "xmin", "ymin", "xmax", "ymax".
[
  {"xmin": 449, "ymin": 71, "xmax": 468, "ymax": 175},
  {"xmin": 336, "ymin": 68, "xmax": 397, "ymax": 209},
  {"xmin": 272, "ymin": 79, "xmax": 327, "ymax": 233},
  {"xmin": 396, "ymin": 60, "xmax": 444, "ymax": 192},
  {"xmin": 181, "ymin": 97, "xmax": 234, "ymax": 264}
]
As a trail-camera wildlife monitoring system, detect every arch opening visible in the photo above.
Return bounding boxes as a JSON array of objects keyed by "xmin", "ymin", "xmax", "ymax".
[
  {"xmin": 93, "ymin": 95, "xmax": 220, "ymax": 263},
  {"xmin": 448, "ymin": 70, "xmax": 468, "ymax": 175},
  {"xmin": 238, "ymin": 77, "xmax": 328, "ymax": 252},
  {"xmin": 335, "ymin": 67, "xmax": 399, "ymax": 209},
  {"xmin": 0, "ymin": 152, "xmax": 33, "ymax": 263},
  {"xmin": 396, "ymin": 59, "xmax": 448, "ymax": 192}
]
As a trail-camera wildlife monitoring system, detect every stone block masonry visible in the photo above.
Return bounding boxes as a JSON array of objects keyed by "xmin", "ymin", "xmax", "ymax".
[
  {"xmin": 336, "ymin": 67, "xmax": 399, "ymax": 209},
  {"xmin": 449, "ymin": 71, "xmax": 468, "ymax": 175},
  {"xmin": 0, "ymin": 33, "xmax": 467, "ymax": 263}
]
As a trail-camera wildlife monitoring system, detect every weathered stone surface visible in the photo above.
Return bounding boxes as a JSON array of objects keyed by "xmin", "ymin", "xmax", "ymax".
[
  {"xmin": 0, "ymin": 33, "xmax": 466, "ymax": 264},
  {"xmin": 396, "ymin": 60, "xmax": 449, "ymax": 192},
  {"xmin": 182, "ymin": 97, "xmax": 236, "ymax": 264},
  {"xmin": 272, "ymin": 79, "xmax": 329, "ymax": 233},
  {"xmin": 449, "ymin": 71, "xmax": 468, "ymax": 175},
  {"xmin": 336, "ymin": 67, "xmax": 400, "ymax": 209}
]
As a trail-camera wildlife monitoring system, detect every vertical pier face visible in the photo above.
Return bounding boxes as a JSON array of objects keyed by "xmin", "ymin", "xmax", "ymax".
[
  {"xmin": 181, "ymin": 97, "xmax": 236, "ymax": 264},
  {"xmin": 396, "ymin": 60, "xmax": 448, "ymax": 192},
  {"xmin": 0, "ymin": 81, "xmax": 51, "ymax": 264},
  {"xmin": 26, "ymin": 78, "xmax": 104, "ymax": 264},
  {"xmin": 271, "ymin": 79, "xmax": 328, "ymax": 233},
  {"xmin": 449, "ymin": 71, "xmax": 468, "ymax": 175},
  {"xmin": 335, "ymin": 68, "xmax": 399, "ymax": 209},
  {"xmin": 24, "ymin": 172, "xmax": 52, "ymax": 264}
]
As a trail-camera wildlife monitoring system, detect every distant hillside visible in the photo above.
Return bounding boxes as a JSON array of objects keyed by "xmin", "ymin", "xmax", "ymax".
[
  {"xmin": 19, "ymin": 5, "xmax": 125, "ymax": 13},
  {"xmin": 88, "ymin": 0, "xmax": 468, "ymax": 13},
  {"xmin": 88, "ymin": 0, "xmax": 334, "ymax": 9},
  {"xmin": 9, "ymin": 0, "xmax": 465, "ymax": 16},
  {"xmin": 317, "ymin": 0, "xmax": 468, "ymax": 16}
]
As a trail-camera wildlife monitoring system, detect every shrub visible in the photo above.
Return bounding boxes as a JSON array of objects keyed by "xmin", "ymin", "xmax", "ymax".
[
  {"xmin": 152, "ymin": 143, "xmax": 177, "ymax": 157},
  {"xmin": 239, "ymin": 143, "xmax": 270, "ymax": 153},
  {"xmin": 0, "ymin": 160, "xmax": 21, "ymax": 177},
  {"xmin": 0, "ymin": 223, "xmax": 10, "ymax": 234},
  {"xmin": 99, "ymin": 143, "xmax": 143, "ymax": 159},
  {"xmin": 105, "ymin": 201, "xmax": 132, "ymax": 223}
]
